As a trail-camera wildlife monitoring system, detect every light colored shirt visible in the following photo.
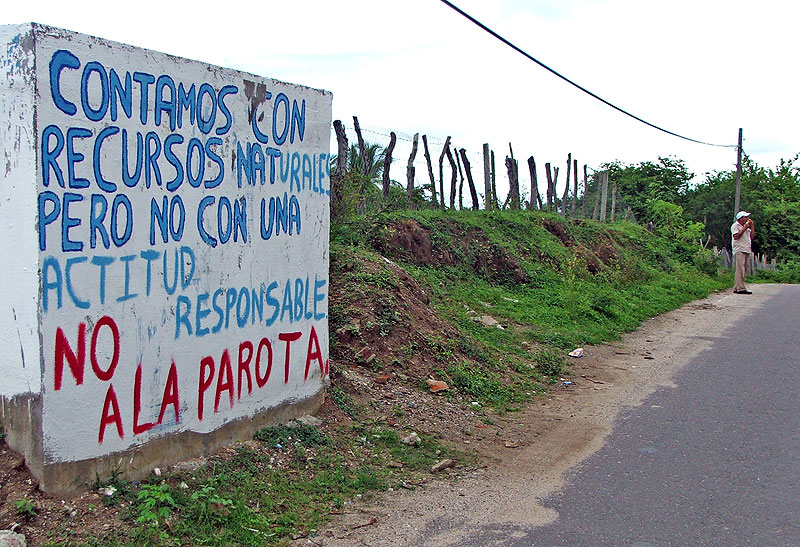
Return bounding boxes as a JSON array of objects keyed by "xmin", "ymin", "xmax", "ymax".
[{"xmin": 731, "ymin": 221, "xmax": 751, "ymax": 254}]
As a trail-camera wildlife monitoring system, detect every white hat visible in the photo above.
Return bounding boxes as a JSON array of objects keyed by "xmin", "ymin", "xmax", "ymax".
[{"xmin": 736, "ymin": 211, "xmax": 750, "ymax": 220}]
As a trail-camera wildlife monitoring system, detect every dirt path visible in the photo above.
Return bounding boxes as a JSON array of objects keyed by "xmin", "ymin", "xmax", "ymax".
[{"xmin": 304, "ymin": 286, "xmax": 779, "ymax": 546}]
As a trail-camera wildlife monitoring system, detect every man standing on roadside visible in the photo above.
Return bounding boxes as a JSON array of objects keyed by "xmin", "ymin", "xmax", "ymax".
[{"xmin": 731, "ymin": 211, "xmax": 754, "ymax": 294}]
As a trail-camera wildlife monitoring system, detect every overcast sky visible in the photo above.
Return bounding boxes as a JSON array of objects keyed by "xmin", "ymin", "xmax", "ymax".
[{"xmin": 4, "ymin": 0, "xmax": 798, "ymax": 200}]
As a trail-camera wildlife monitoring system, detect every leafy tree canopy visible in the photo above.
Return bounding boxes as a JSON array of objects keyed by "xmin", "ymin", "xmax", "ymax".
[{"xmin": 682, "ymin": 154, "xmax": 800, "ymax": 260}]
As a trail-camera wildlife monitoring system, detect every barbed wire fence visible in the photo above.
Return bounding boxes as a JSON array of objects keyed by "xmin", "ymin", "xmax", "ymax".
[
  {"xmin": 331, "ymin": 115, "xmax": 630, "ymax": 221},
  {"xmin": 330, "ymin": 116, "xmax": 786, "ymax": 274}
]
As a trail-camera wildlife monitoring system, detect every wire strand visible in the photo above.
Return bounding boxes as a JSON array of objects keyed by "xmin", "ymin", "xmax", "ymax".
[{"xmin": 437, "ymin": 0, "xmax": 736, "ymax": 149}]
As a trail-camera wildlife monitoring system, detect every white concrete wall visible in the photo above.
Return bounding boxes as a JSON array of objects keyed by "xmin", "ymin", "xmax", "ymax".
[
  {"xmin": 3, "ymin": 24, "xmax": 332, "ymax": 463},
  {"xmin": 0, "ymin": 24, "xmax": 41, "ymax": 398}
]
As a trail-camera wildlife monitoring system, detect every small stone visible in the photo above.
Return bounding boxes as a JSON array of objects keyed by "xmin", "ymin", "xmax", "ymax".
[
  {"xmin": 172, "ymin": 457, "xmax": 207, "ymax": 473},
  {"xmin": 388, "ymin": 461, "xmax": 404, "ymax": 468},
  {"xmin": 426, "ymin": 379, "xmax": 449, "ymax": 393},
  {"xmin": 294, "ymin": 415, "xmax": 323, "ymax": 427},
  {"xmin": 356, "ymin": 347, "xmax": 376, "ymax": 364},
  {"xmin": 430, "ymin": 459, "xmax": 456, "ymax": 473},
  {"xmin": 473, "ymin": 315, "xmax": 503, "ymax": 329},
  {"xmin": 401, "ymin": 432, "xmax": 421, "ymax": 446},
  {"xmin": 102, "ymin": 486, "xmax": 117, "ymax": 497},
  {"xmin": 0, "ymin": 529, "xmax": 26, "ymax": 547},
  {"xmin": 384, "ymin": 393, "xmax": 395, "ymax": 400},
  {"xmin": 504, "ymin": 440, "xmax": 520, "ymax": 448},
  {"xmin": 374, "ymin": 375, "xmax": 391, "ymax": 384},
  {"xmin": 179, "ymin": 482, "xmax": 189, "ymax": 490}
]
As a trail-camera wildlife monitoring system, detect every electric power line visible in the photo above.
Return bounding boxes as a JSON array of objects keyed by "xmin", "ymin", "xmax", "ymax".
[{"xmin": 437, "ymin": 0, "xmax": 737, "ymax": 149}]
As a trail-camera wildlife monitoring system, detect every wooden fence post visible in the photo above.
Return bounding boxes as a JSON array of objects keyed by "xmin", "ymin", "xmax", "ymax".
[
  {"xmin": 332, "ymin": 120, "xmax": 348, "ymax": 183},
  {"xmin": 407, "ymin": 133, "xmax": 418, "ymax": 207},
  {"xmin": 491, "ymin": 150, "xmax": 498, "ymax": 210},
  {"xmin": 562, "ymin": 153, "xmax": 571, "ymax": 217},
  {"xmin": 552, "ymin": 167, "xmax": 560, "ymax": 211},
  {"xmin": 455, "ymin": 146, "xmax": 465, "ymax": 209},
  {"xmin": 438, "ymin": 137, "xmax": 451, "ymax": 209},
  {"xmin": 582, "ymin": 164, "xmax": 588, "ymax": 217},
  {"xmin": 459, "ymin": 148, "xmax": 480, "ymax": 210},
  {"xmin": 528, "ymin": 157, "xmax": 542, "ymax": 210},
  {"xmin": 422, "ymin": 135, "xmax": 437, "ymax": 207},
  {"xmin": 610, "ymin": 178, "xmax": 617, "ymax": 221},
  {"xmin": 545, "ymin": 163, "xmax": 553, "ymax": 209},
  {"xmin": 506, "ymin": 156, "xmax": 520, "ymax": 210},
  {"xmin": 352, "ymin": 116, "xmax": 368, "ymax": 176},
  {"xmin": 600, "ymin": 171, "xmax": 609, "ymax": 221},
  {"xmin": 572, "ymin": 158, "xmax": 578, "ymax": 216},
  {"xmin": 445, "ymin": 144, "xmax": 457, "ymax": 209},
  {"xmin": 483, "ymin": 144, "xmax": 492, "ymax": 211},
  {"xmin": 592, "ymin": 171, "xmax": 601, "ymax": 220},
  {"xmin": 382, "ymin": 131, "xmax": 396, "ymax": 198},
  {"xmin": 330, "ymin": 120, "xmax": 348, "ymax": 218}
]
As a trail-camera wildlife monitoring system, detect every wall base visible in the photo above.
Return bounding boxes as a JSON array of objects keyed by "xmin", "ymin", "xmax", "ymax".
[
  {"xmin": 1, "ymin": 394, "xmax": 44, "ymax": 482},
  {"xmin": 3, "ymin": 390, "xmax": 324, "ymax": 496}
]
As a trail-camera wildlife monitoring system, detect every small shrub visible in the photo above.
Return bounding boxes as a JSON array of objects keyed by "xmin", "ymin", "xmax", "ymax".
[
  {"xmin": 188, "ymin": 484, "xmax": 235, "ymax": 525},
  {"xmin": 136, "ymin": 483, "xmax": 176, "ymax": 527},
  {"xmin": 15, "ymin": 498, "xmax": 36, "ymax": 518},
  {"xmin": 534, "ymin": 350, "xmax": 565, "ymax": 376}
]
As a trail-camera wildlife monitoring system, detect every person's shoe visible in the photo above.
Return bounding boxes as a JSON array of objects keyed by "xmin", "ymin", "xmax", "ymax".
[{"xmin": 734, "ymin": 290, "xmax": 752, "ymax": 294}]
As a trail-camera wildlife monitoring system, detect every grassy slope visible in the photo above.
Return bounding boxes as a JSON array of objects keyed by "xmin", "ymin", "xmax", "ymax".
[
  {"xmin": 331, "ymin": 209, "xmax": 729, "ymax": 410},
  {"xmin": 56, "ymin": 210, "xmax": 733, "ymax": 546}
]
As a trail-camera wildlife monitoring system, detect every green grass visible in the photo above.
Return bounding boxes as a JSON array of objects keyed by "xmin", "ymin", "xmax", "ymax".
[
  {"xmin": 82, "ymin": 422, "xmax": 457, "ymax": 546},
  {"xmin": 375, "ymin": 210, "xmax": 729, "ymax": 410}
]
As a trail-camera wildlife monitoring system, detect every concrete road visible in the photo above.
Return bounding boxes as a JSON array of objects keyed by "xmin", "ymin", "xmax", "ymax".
[{"xmin": 519, "ymin": 285, "xmax": 800, "ymax": 546}]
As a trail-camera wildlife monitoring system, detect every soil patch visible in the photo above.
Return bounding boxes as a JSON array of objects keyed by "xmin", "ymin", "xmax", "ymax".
[{"xmin": 373, "ymin": 219, "xmax": 529, "ymax": 285}]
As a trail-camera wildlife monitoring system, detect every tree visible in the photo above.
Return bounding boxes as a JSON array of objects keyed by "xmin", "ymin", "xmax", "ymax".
[
  {"xmin": 682, "ymin": 154, "xmax": 800, "ymax": 260},
  {"xmin": 600, "ymin": 156, "xmax": 693, "ymax": 223}
]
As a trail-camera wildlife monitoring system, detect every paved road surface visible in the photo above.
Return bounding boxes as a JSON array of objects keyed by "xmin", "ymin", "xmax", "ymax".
[
  {"xmin": 320, "ymin": 286, "xmax": 799, "ymax": 546},
  {"xmin": 497, "ymin": 285, "xmax": 800, "ymax": 546}
]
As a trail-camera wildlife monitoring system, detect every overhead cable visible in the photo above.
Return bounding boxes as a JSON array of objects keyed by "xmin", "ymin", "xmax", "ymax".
[{"xmin": 437, "ymin": 0, "xmax": 736, "ymax": 148}]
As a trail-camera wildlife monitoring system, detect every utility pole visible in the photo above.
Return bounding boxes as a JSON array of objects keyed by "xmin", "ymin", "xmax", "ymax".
[{"xmin": 734, "ymin": 128, "xmax": 743, "ymax": 217}]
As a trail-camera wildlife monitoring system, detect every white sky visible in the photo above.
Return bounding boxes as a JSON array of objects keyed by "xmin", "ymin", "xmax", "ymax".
[{"xmin": 4, "ymin": 0, "xmax": 798, "ymax": 200}]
